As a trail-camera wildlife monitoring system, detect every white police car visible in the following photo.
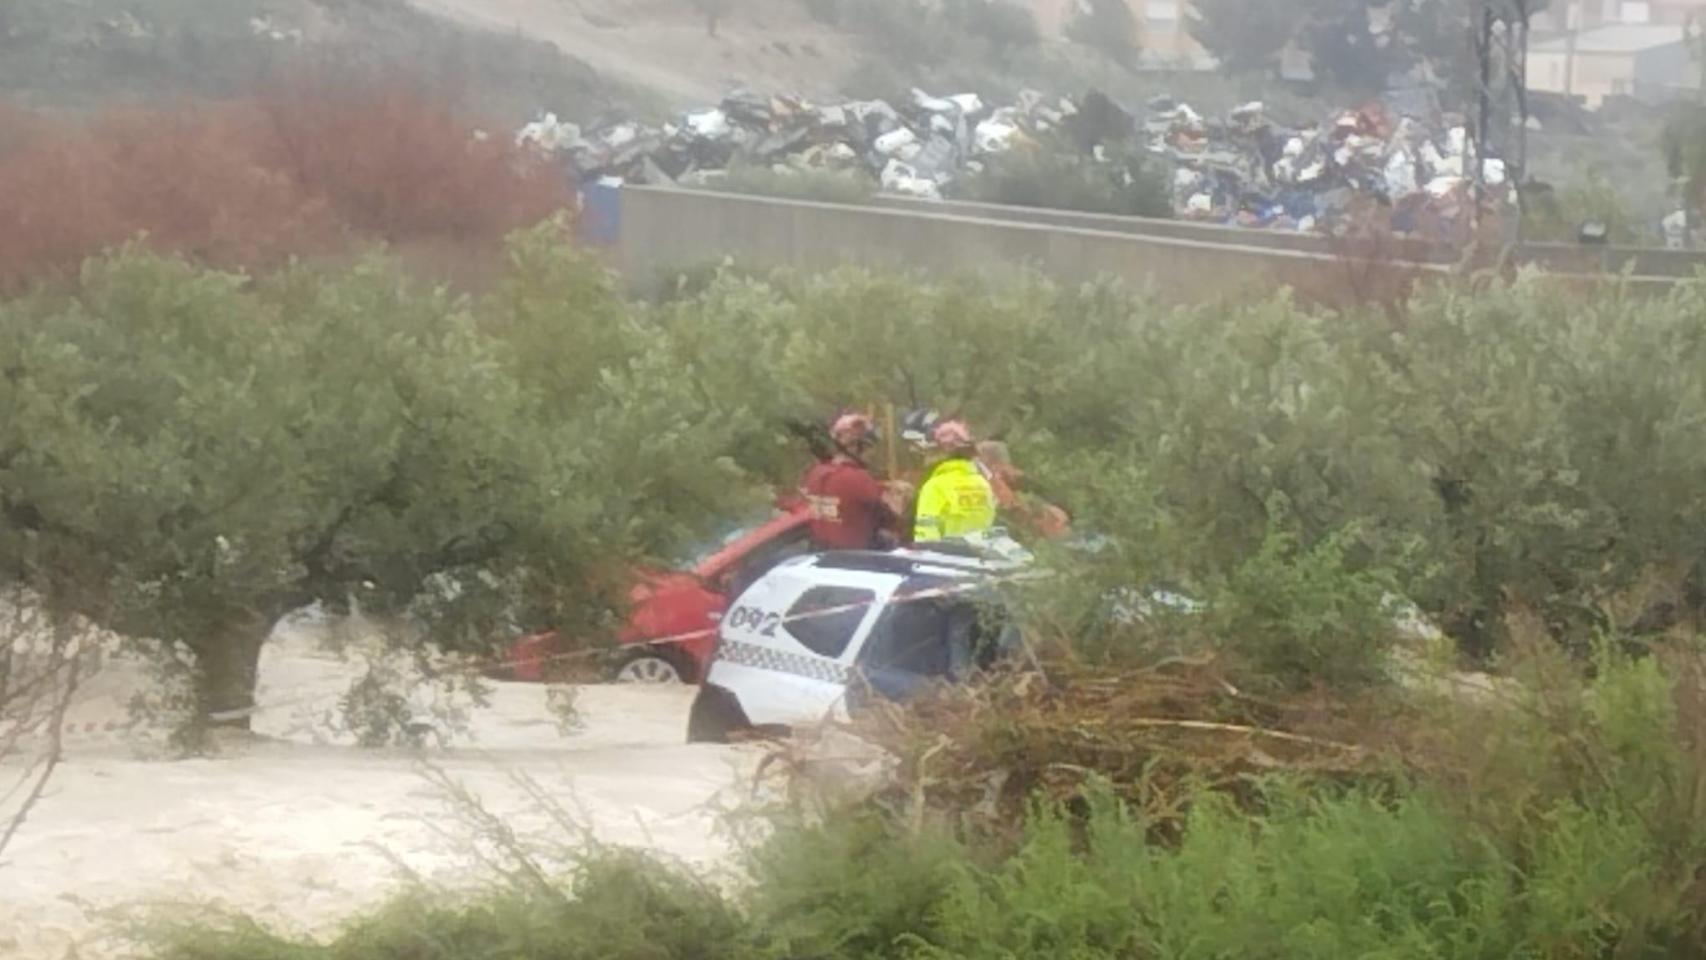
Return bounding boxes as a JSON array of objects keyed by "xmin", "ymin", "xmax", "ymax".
[{"xmin": 686, "ymin": 539, "xmax": 1031, "ymax": 743}]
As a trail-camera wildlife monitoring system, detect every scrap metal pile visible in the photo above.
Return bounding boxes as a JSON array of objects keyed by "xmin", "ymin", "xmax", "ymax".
[
  {"xmin": 517, "ymin": 87, "xmax": 1081, "ymax": 201},
  {"xmin": 1150, "ymin": 96, "xmax": 1507, "ymax": 238},
  {"xmin": 518, "ymin": 87, "xmax": 1510, "ymax": 238}
]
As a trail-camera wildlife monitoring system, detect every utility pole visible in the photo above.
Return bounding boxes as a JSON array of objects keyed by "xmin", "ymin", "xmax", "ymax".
[
  {"xmin": 1470, "ymin": 0, "xmax": 1533, "ymax": 249},
  {"xmin": 1564, "ymin": 0, "xmax": 1580, "ymax": 96}
]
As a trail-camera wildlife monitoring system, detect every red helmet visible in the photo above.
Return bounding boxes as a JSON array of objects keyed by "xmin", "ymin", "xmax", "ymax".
[
  {"xmin": 831, "ymin": 412, "xmax": 876, "ymax": 449},
  {"xmin": 931, "ymin": 419, "xmax": 974, "ymax": 451}
]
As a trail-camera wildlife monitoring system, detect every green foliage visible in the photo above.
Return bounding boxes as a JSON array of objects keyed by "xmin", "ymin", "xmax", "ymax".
[
  {"xmin": 743, "ymin": 813, "xmax": 968, "ymax": 959},
  {"xmin": 17, "ymin": 245, "xmax": 1706, "ymax": 724},
  {"xmin": 1524, "ymin": 169, "xmax": 1643, "ymax": 245},
  {"xmin": 1662, "ymin": 103, "xmax": 1706, "ymax": 214},
  {"xmin": 1206, "ymin": 520, "xmax": 1398, "ymax": 690},
  {"xmin": 0, "ymin": 233, "xmax": 761, "ymax": 737},
  {"xmin": 1376, "ymin": 277, "xmax": 1706, "ymax": 655},
  {"xmin": 956, "ymin": 142, "xmax": 1171, "ymax": 218},
  {"xmin": 636, "ymin": 264, "xmax": 1706, "ymax": 665},
  {"xmin": 143, "ymin": 850, "xmax": 747, "ymax": 960}
]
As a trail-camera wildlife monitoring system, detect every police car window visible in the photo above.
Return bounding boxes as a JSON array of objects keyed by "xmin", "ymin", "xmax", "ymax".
[
  {"xmin": 782, "ymin": 586, "xmax": 874, "ymax": 659},
  {"xmin": 860, "ymin": 600, "xmax": 954, "ymax": 678}
]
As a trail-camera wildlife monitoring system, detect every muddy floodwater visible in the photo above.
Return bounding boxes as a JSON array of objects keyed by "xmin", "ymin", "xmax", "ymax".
[{"xmin": 0, "ymin": 627, "xmax": 757, "ymax": 959}]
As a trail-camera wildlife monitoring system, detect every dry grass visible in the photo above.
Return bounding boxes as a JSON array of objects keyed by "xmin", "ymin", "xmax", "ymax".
[
  {"xmin": 0, "ymin": 84, "xmax": 571, "ymax": 293},
  {"xmin": 838, "ymin": 653, "xmax": 1398, "ymax": 839}
]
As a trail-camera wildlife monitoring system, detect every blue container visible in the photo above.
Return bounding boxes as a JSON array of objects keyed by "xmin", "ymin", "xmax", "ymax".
[{"xmin": 579, "ymin": 179, "xmax": 622, "ymax": 246}]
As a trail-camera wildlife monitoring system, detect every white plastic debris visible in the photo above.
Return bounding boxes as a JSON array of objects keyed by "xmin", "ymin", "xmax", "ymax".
[
  {"xmin": 874, "ymin": 127, "xmax": 920, "ymax": 159},
  {"xmin": 515, "ymin": 113, "xmax": 582, "ymax": 153},
  {"xmin": 948, "ymin": 93, "xmax": 984, "ymax": 115},
  {"xmin": 1186, "ymin": 192, "xmax": 1213, "ymax": 215},
  {"xmin": 684, "ymin": 109, "xmax": 730, "ymax": 139},
  {"xmin": 1425, "ymin": 175, "xmax": 1463, "ymax": 198},
  {"xmin": 974, "ymin": 118, "xmax": 1019, "ymax": 154},
  {"xmin": 1230, "ymin": 101, "xmax": 1265, "ymax": 125},
  {"xmin": 880, "ymin": 159, "xmax": 941, "ymax": 199},
  {"xmin": 1481, "ymin": 158, "xmax": 1507, "ymax": 187},
  {"xmin": 911, "ymin": 89, "xmax": 957, "ymax": 113},
  {"xmin": 1664, "ymin": 210, "xmax": 1689, "ymax": 249},
  {"xmin": 1384, "ymin": 149, "xmax": 1419, "ymax": 196},
  {"xmin": 847, "ymin": 99, "xmax": 900, "ymax": 126}
]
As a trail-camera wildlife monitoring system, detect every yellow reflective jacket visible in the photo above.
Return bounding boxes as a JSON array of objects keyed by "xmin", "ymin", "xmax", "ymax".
[{"xmin": 913, "ymin": 458, "xmax": 997, "ymax": 542}]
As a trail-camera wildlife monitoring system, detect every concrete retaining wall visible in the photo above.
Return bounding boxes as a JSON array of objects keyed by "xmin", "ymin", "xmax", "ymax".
[
  {"xmin": 868, "ymin": 195, "xmax": 1449, "ymax": 263},
  {"xmin": 871, "ymin": 195, "xmax": 1706, "ymax": 278},
  {"xmin": 619, "ymin": 187, "xmax": 1444, "ymax": 300},
  {"xmin": 618, "ymin": 187, "xmax": 1685, "ymax": 297}
]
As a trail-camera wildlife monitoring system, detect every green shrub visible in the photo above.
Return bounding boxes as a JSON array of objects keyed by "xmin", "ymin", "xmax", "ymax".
[
  {"xmin": 1206, "ymin": 519, "xmax": 1398, "ymax": 691},
  {"xmin": 1523, "ymin": 168, "xmax": 1644, "ymax": 245},
  {"xmin": 142, "ymin": 851, "xmax": 747, "ymax": 960}
]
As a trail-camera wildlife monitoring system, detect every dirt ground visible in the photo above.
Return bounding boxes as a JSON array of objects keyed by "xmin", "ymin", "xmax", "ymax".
[
  {"xmin": 0, "ymin": 625, "xmax": 760, "ymax": 960},
  {"xmin": 406, "ymin": 0, "xmax": 864, "ymax": 106}
]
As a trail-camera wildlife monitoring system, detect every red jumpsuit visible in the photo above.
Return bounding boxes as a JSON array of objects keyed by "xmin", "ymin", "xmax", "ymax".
[{"xmin": 801, "ymin": 458, "xmax": 888, "ymax": 550}]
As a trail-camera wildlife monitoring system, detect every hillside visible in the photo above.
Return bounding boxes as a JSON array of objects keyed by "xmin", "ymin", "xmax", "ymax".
[
  {"xmin": 0, "ymin": 0, "xmax": 632, "ymax": 119},
  {"xmin": 407, "ymin": 0, "xmax": 870, "ymax": 107}
]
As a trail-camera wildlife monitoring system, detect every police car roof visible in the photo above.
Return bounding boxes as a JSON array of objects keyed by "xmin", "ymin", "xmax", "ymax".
[{"xmin": 811, "ymin": 549, "xmax": 1001, "ymax": 579}]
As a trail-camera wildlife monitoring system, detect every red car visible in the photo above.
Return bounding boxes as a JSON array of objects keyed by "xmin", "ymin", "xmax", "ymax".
[{"xmin": 507, "ymin": 502, "xmax": 813, "ymax": 684}]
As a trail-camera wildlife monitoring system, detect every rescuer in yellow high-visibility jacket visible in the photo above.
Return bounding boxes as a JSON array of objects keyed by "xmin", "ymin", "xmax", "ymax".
[{"xmin": 911, "ymin": 419, "xmax": 997, "ymax": 543}]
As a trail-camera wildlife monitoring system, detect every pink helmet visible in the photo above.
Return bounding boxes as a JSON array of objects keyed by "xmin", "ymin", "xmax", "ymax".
[
  {"xmin": 931, "ymin": 418, "xmax": 974, "ymax": 451},
  {"xmin": 831, "ymin": 412, "xmax": 876, "ymax": 448}
]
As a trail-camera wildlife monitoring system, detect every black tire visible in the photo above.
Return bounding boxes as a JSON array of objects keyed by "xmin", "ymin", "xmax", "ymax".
[{"xmin": 687, "ymin": 682, "xmax": 750, "ymax": 744}]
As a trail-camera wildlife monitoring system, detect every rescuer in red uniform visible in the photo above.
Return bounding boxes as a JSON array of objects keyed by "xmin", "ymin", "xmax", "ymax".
[{"xmin": 800, "ymin": 412, "xmax": 895, "ymax": 551}]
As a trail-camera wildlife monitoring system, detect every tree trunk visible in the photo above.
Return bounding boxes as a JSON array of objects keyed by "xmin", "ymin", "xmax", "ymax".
[{"xmin": 195, "ymin": 622, "xmax": 269, "ymax": 731}]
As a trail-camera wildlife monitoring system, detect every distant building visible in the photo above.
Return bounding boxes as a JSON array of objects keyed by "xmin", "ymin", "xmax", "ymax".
[
  {"xmin": 1533, "ymin": 0, "xmax": 1706, "ymax": 31},
  {"xmin": 1529, "ymin": 24, "xmax": 1699, "ymax": 105}
]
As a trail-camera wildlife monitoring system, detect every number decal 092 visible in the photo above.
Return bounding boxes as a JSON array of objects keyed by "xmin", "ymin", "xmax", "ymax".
[{"xmin": 725, "ymin": 606, "xmax": 779, "ymax": 637}]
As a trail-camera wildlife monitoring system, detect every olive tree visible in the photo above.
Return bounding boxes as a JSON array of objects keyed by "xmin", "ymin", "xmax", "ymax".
[{"xmin": 0, "ymin": 237, "xmax": 759, "ymax": 736}]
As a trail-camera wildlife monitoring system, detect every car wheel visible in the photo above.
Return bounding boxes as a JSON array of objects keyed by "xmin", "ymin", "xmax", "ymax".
[
  {"xmin": 614, "ymin": 650, "xmax": 684, "ymax": 685},
  {"xmin": 687, "ymin": 683, "xmax": 749, "ymax": 743}
]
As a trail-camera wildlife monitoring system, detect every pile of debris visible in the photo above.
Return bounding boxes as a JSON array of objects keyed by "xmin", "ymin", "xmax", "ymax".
[
  {"xmin": 845, "ymin": 653, "xmax": 1390, "ymax": 834},
  {"xmin": 519, "ymin": 88, "xmax": 1512, "ymax": 238},
  {"xmin": 517, "ymin": 87, "xmax": 1090, "ymax": 201},
  {"xmin": 1149, "ymin": 96, "xmax": 1509, "ymax": 238}
]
